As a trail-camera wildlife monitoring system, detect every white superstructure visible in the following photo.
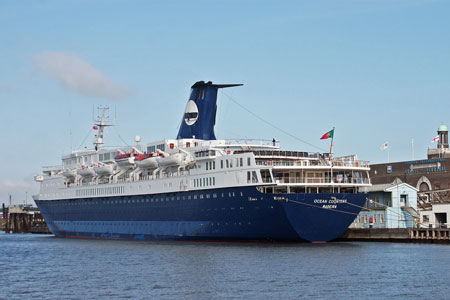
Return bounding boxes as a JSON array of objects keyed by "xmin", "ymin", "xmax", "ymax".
[{"xmin": 35, "ymin": 134, "xmax": 371, "ymax": 202}]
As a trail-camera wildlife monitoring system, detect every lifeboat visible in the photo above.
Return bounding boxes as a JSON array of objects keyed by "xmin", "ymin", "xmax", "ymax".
[
  {"xmin": 93, "ymin": 163, "xmax": 115, "ymax": 176},
  {"xmin": 77, "ymin": 166, "xmax": 96, "ymax": 177},
  {"xmin": 157, "ymin": 152, "xmax": 183, "ymax": 167},
  {"xmin": 62, "ymin": 169, "xmax": 77, "ymax": 179},
  {"xmin": 114, "ymin": 152, "xmax": 135, "ymax": 168},
  {"xmin": 135, "ymin": 153, "xmax": 158, "ymax": 169}
]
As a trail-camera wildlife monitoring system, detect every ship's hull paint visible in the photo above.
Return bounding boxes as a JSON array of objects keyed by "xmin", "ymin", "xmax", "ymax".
[{"xmin": 35, "ymin": 187, "xmax": 366, "ymax": 242}]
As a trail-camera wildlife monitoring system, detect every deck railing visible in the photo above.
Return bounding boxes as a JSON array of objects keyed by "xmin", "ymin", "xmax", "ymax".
[
  {"xmin": 274, "ymin": 177, "xmax": 370, "ymax": 185},
  {"xmin": 256, "ymin": 159, "xmax": 369, "ymax": 168}
]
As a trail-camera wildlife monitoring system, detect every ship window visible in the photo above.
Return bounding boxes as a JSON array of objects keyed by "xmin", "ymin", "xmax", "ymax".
[
  {"xmin": 104, "ymin": 152, "xmax": 110, "ymax": 160},
  {"xmin": 213, "ymin": 161, "xmax": 216, "ymax": 169},
  {"xmin": 147, "ymin": 145, "xmax": 156, "ymax": 153},
  {"xmin": 194, "ymin": 195, "xmax": 197, "ymax": 199},
  {"xmin": 203, "ymin": 178, "xmax": 206, "ymax": 186},
  {"xmin": 221, "ymin": 160, "xmax": 224, "ymax": 169},
  {"xmin": 157, "ymin": 144, "xmax": 165, "ymax": 151},
  {"xmin": 252, "ymin": 171, "xmax": 258, "ymax": 183},
  {"xmin": 213, "ymin": 193, "xmax": 217, "ymax": 198},
  {"xmin": 226, "ymin": 160, "xmax": 229, "ymax": 168},
  {"xmin": 200, "ymin": 194, "xmax": 204, "ymax": 199},
  {"xmin": 206, "ymin": 162, "xmax": 209, "ymax": 170},
  {"xmin": 213, "ymin": 177, "xmax": 215, "ymax": 185},
  {"xmin": 247, "ymin": 157, "xmax": 251, "ymax": 166},
  {"xmin": 240, "ymin": 158, "xmax": 243, "ymax": 167},
  {"xmin": 99, "ymin": 154, "xmax": 104, "ymax": 161}
]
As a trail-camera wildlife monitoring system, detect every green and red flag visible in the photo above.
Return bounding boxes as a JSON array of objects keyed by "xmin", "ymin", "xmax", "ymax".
[{"xmin": 320, "ymin": 129, "xmax": 334, "ymax": 140}]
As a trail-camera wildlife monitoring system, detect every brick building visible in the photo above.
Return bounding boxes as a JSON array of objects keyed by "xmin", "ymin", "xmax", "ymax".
[{"xmin": 369, "ymin": 125, "xmax": 450, "ymax": 227}]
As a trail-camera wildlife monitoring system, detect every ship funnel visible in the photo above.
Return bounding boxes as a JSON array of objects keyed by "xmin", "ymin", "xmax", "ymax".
[{"xmin": 177, "ymin": 81, "xmax": 242, "ymax": 140}]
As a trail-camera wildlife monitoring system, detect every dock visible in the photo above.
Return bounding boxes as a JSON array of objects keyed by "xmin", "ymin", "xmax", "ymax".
[
  {"xmin": 3, "ymin": 206, "xmax": 50, "ymax": 234},
  {"xmin": 338, "ymin": 228, "xmax": 450, "ymax": 243}
]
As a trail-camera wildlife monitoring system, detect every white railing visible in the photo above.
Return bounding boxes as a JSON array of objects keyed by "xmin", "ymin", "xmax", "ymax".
[
  {"xmin": 223, "ymin": 139, "xmax": 279, "ymax": 147},
  {"xmin": 42, "ymin": 165, "xmax": 62, "ymax": 172},
  {"xmin": 274, "ymin": 177, "xmax": 370, "ymax": 185},
  {"xmin": 256, "ymin": 159, "xmax": 369, "ymax": 168},
  {"xmin": 73, "ymin": 170, "xmax": 191, "ymax": 187}
]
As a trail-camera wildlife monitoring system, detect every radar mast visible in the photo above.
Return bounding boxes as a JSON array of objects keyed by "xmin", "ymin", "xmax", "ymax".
[{"xmin": 93, "ymin": 106, "xmax": 113, "ymax": 151}]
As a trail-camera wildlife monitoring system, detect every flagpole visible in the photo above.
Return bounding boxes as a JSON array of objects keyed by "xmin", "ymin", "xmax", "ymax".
[
  {"xmin": 329, "ymin": 127, "xmax": 335, "ymax": 161},
  {"xmin": 388, "ymin": 147, "xmax": 390, "ymax": 163}
]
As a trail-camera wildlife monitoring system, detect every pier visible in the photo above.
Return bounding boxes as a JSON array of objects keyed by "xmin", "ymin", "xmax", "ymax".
[
  {"xmin": 3, "ymin": 206, "xmax": 50, "ymax": 234},
  {"xmin": 339, "ymin": 228, "xmax": 450, "ymax": 243}
]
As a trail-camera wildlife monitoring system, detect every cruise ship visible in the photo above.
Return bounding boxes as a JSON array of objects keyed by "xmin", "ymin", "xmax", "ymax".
[{"xmin": 34, "ymin": 81, "xmax": 371, "ymax": 242}]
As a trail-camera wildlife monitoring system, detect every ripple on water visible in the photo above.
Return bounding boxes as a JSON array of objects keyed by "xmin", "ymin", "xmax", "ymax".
[{"xmin": 2, "ymin": 233, "xmax": 450, "ymax": 300}]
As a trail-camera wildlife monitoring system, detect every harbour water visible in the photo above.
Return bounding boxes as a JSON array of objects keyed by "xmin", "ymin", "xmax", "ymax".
[{"xmin": 2, "ymin": 232, "xmax": 450, "ymax": 300}]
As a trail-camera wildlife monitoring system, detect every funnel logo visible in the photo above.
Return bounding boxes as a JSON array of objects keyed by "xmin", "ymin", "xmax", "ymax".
[{"xmin": 184, "ymin": 100, "xmax": 199, "ymax": 126}]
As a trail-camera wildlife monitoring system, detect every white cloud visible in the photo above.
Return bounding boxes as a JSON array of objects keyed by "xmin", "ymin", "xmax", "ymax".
[{"xmin": 33, "ymin": 51, "xmax": 128, "ymax": 100}]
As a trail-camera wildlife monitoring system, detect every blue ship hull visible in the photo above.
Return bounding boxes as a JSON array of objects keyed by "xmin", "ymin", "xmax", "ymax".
[{"xmin": 35, "ymin": 187, "xmax": 366, "ymax": 242}]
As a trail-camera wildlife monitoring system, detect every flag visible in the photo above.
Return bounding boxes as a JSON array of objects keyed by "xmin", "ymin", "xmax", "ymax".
[
  {"xmin": 93, "ymin": 126, "xmax": 99, "ymax": 130},
  {"xmin": 432, "ymin": 136, "xmax": 439, "ymax": 143},
  {"xmin": 320, "ymin": 129, "xmax": 334, "ymax": 140},
  {"xmin": 380, "ymin": 142, "xmax": 388, "ymax": 150}
]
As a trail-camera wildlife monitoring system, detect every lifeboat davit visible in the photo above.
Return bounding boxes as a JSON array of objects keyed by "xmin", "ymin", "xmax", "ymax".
[
  {"xmin": 77, "ymin": 166, "xmax": 96, "ymax": 177},
  {"xmin": 135, "ymin": 153, "xmax": 158, "ymax": 169},
  {"xmin": 114, "ymin": 153, "xmax": 135, "ymax": 168},
  {"xmin": 93, "ymin": 163, "xmax": 115, "ymax": 176}
]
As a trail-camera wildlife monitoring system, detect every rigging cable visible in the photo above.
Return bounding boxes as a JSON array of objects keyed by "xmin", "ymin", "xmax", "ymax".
[
  {"xmin": 77, "ymin": 128, "xmax": 93, "ymax": 150},
  {"xmin": 220, "ymin": 90, "xmax": 327, "ymax": 152}
]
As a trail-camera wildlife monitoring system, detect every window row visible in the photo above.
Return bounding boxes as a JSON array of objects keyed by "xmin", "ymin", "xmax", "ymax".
[
  {"xmin": 76, "ymin": 186, "xmax": 124, "ymax": 197},
  {"xmin": 193, "ymin": 177, "xmax": 216, "ymax": 188},
  {"xmin": 46, "ymin": 191, "xmax": 248, "ymax": 207}
]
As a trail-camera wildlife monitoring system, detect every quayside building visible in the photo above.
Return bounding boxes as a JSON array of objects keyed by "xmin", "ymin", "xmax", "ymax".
[{"xmin": 370, "ymin": 125, "xmax": 450, "ymax": 228}]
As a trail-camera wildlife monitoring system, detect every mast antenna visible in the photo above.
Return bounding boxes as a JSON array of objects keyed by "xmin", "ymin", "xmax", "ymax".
[{"xmin": 93, "ymin": 106, "xmax": 113, "ymax": 151}]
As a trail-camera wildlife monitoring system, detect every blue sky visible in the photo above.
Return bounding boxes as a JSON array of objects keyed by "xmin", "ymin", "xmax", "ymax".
[{"xmin": 1, "ymin": 0, "xmax": 449, "ymax": 205}]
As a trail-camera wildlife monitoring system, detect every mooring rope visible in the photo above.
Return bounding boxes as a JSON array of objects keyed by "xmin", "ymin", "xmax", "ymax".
[{"xmin": 285, "ymin": 199, "xmax": 359, "ymax": 216}]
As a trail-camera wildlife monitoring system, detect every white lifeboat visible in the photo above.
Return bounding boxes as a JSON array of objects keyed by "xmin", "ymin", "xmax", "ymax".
[
  {"xmin": 77, "ymin": 166, "xmax": 96, "ymax": 177},
  {"xmin": 157, "ymin": 152, "xmax": 183, "ymax": 167},
  {"xmin": 114, "ymin": 153, "xmax": 135, "ymax": 168},
  {"xmin": 135, "ymin": 153, "xmax": 158, "ymax": 169},
  {"xmin": 62, "ymin": 169, "xmax": 77, "ymax": 179},
  {"xmin": 93, "ymin": 163, "xmax": 115, "ymax": 176}
]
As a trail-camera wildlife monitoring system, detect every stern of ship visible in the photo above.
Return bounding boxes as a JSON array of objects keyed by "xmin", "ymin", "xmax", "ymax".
[{"xmin": 280, "ymin": 193, "xmax": 367, "ymax": 242}]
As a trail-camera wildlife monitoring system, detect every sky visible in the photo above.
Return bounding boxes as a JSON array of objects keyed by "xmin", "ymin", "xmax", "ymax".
[{"xmin": 1, "ymin": 0, "xmax": 449, "ymax": 206}]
